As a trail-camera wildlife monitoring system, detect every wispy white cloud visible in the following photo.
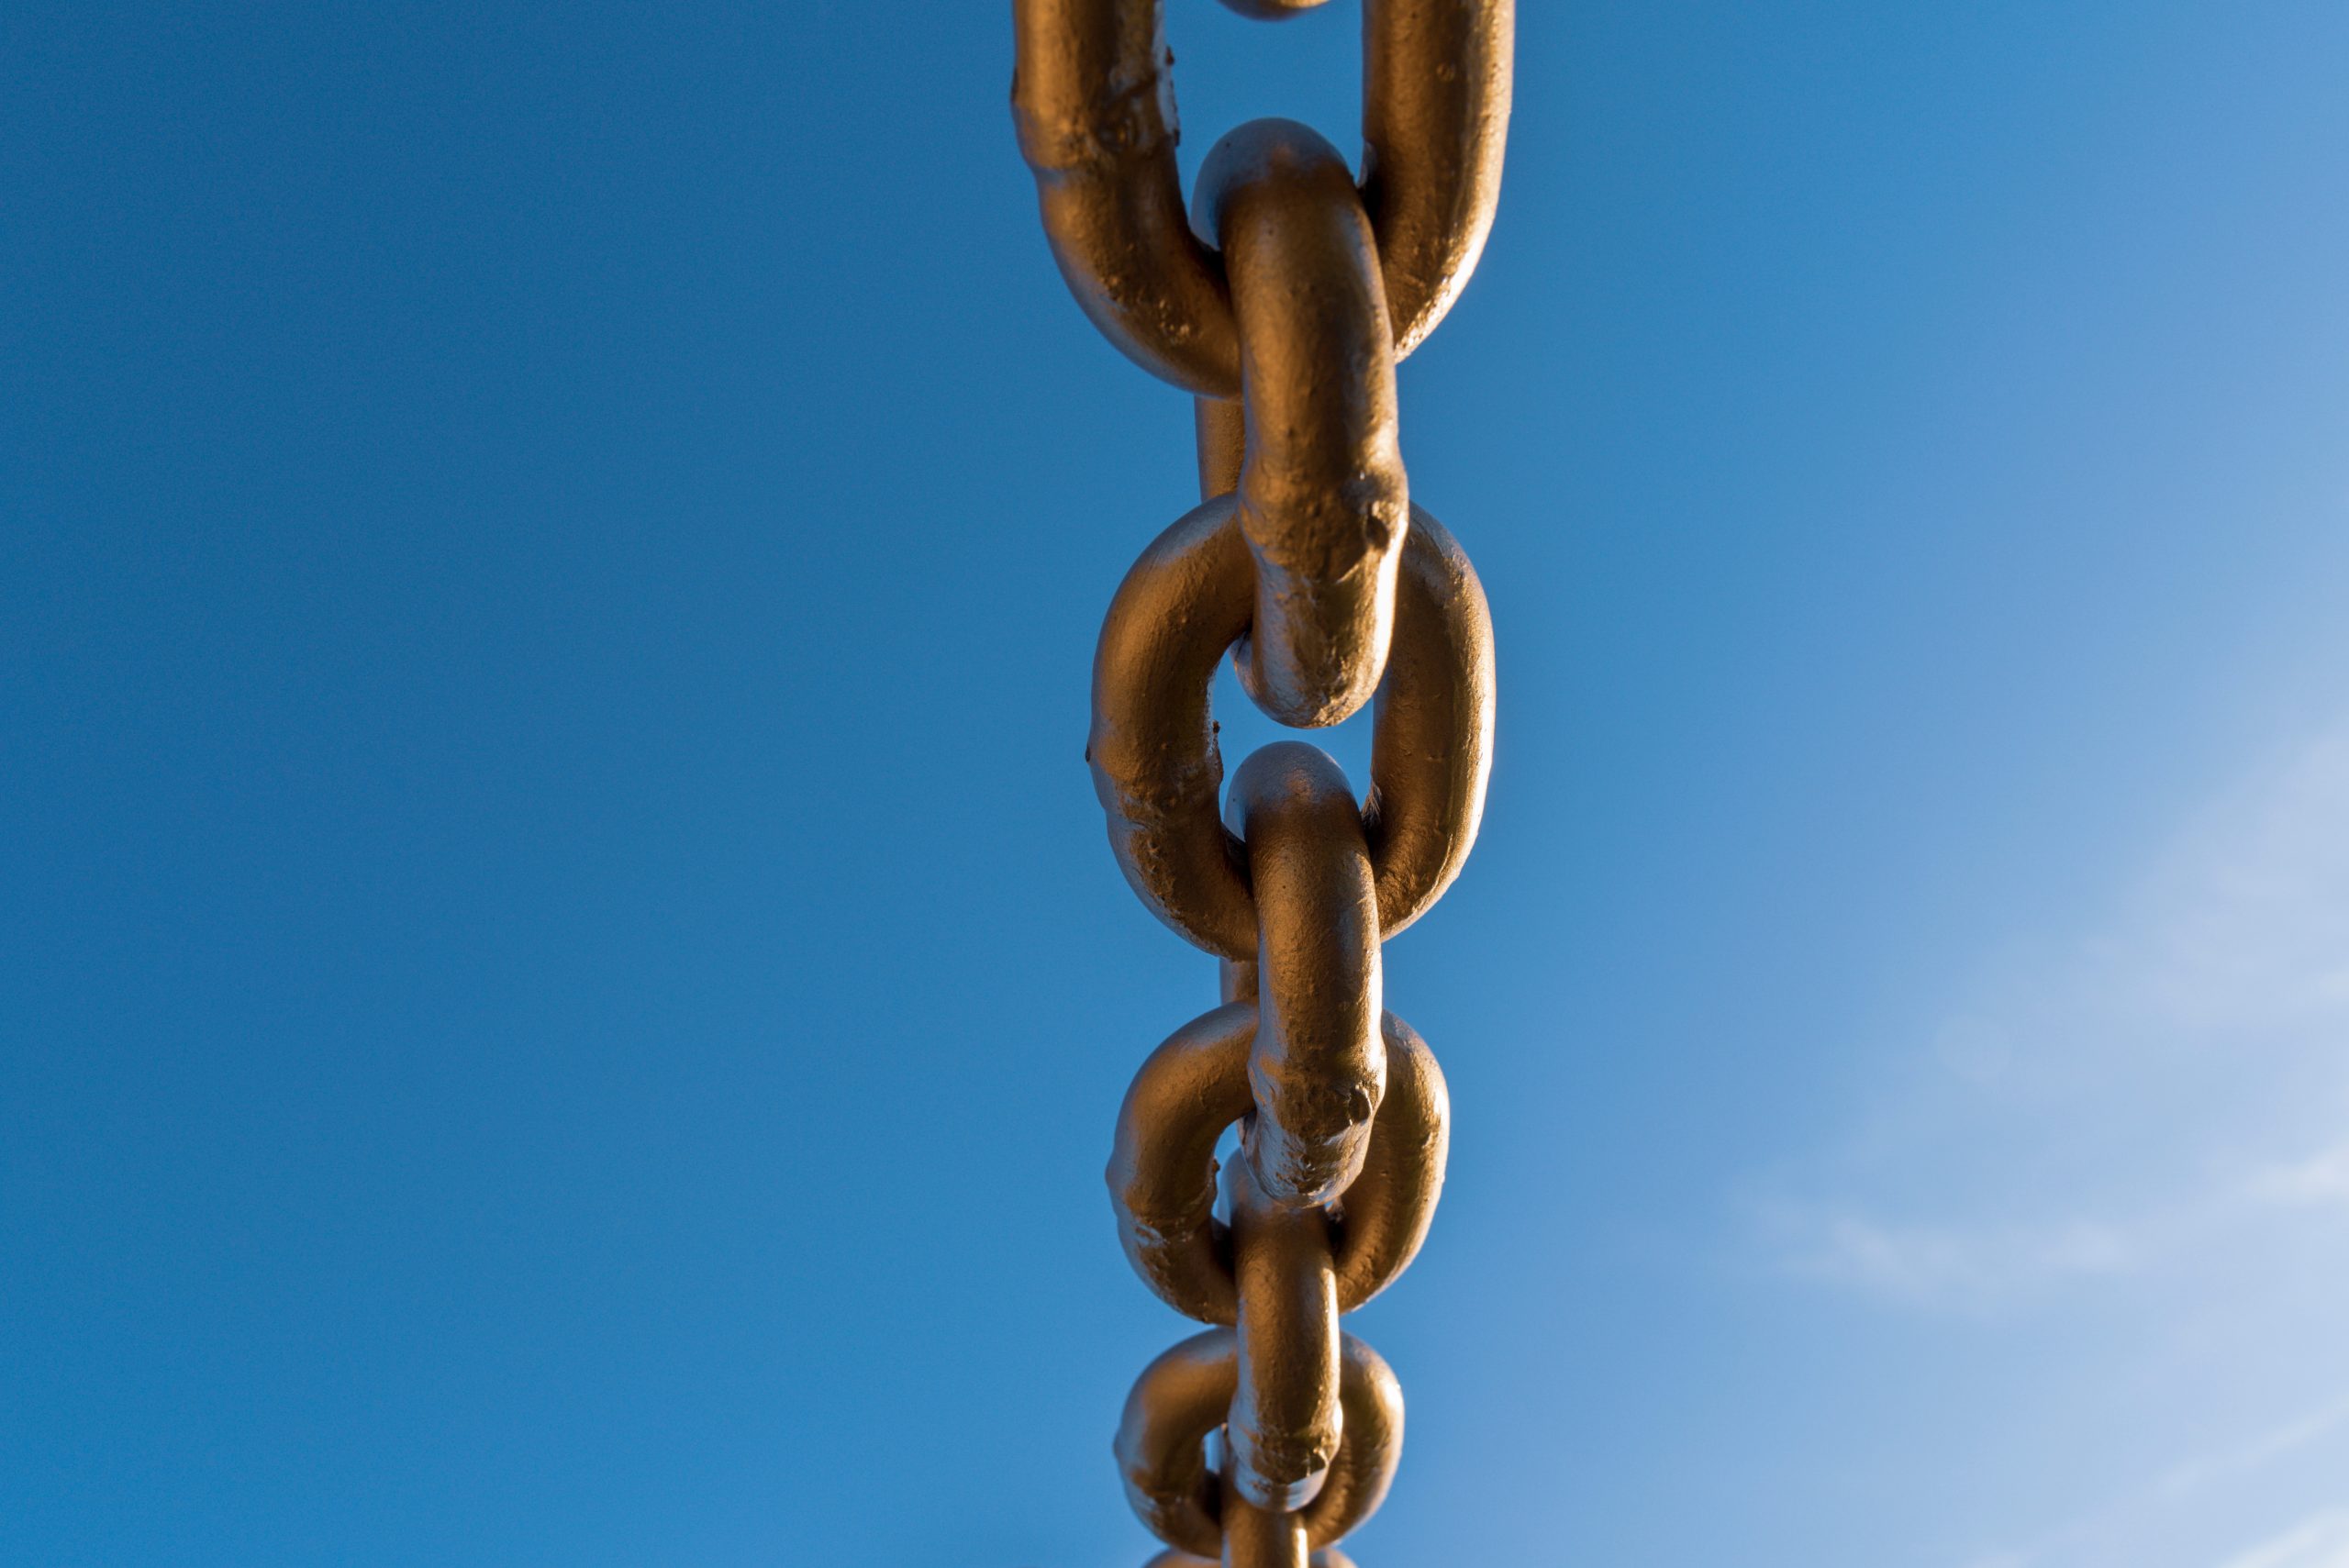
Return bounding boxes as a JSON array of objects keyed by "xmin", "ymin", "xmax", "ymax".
[
  {"xmin": 1920, "ymin": 1397, "xmax": 2349, "ymax": 1568},
  {"xmin": 1744, "ymin": 711, "xmax": 2349, "ymax": 1568},
  {"xmin": 2159, "ymin": 1400, "xmax": 2349, "ymax": 1496},
  {"xmin": 2212, "ymin": 1512, "xmax": 2349, "ymax": 1568},
  {"xmin": 1755, "ymin": 714, "xmax": 2349, "ymax": 1311},
  {"xmin": 1762, "ymin": 1205, "xmax": 2142, "ymax": 1310},
  {"xmin": 2248, "ymin": 1142, "xmax": 2349, "ymax": 1209}
]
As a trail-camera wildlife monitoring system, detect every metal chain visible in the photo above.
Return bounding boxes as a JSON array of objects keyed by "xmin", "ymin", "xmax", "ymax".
[{"xmin": 1012, "ymin": 4, "xmax": 1511, "ymax": 1562}]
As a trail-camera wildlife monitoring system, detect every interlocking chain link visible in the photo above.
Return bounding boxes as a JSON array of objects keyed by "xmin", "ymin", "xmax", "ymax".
[{"xmin": 1011, "ymin": 4, "xmax": 1511, "ymax": 1562}]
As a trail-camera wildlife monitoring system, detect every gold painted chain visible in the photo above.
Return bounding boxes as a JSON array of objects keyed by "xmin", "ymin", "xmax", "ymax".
[{"xmin": 1011, "ymin": 4, "xmax": 1511, "ymax": 1562}]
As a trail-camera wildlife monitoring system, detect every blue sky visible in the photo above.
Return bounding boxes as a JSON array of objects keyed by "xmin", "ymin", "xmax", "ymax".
[{"xmin": 6, "ymin": 4, "xmax": 2348, "ymax": 1566}]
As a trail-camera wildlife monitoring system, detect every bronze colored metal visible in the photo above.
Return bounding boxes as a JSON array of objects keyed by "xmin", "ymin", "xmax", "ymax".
[
  {"xmin": 1215, "ymin": 0, "xmax": 1333, "ymax": 18},
  {"xmin": 1329, "ymin": 1013, "xmax": 1448, "ymax": 1312},
  {"xmin": 1227, "ymin": 741, "xmax": 1385, "ymax": 1207},
  {"xmin": 1010, "ymin": 0, "xmax": 1514, "ymax": 395},
  {"xmin": 1144, "ymin": 1555, "xmax": 1357, "ymax": 1568},
  {"xmin": 1108, "ymin": 1002, "xmax": 1255, "ymax": 1325},
  {"xmin": 1195, "ymin": 397, "xmax": 1246, "ymax": 502},
  {"xmin": 1364, "ymin": 0, "xmax": 1516, "ymax": 361},
  {"xmin": 1011, "ymin": 0, "xmax": 1231, "ymax": 395},
  {"xmin": 1012, "ymin": 2, "xmax": 1509, "ymax": 1556},
  {"xmin": 1304, "ymin": 1334, "xmax": 1407, "ymax": 1548},
  {"xmin": 1088, "ymin": 500, "xmax": 1495, "ymax": 961},
  {"xmin": 1227, "ymin": 1151, "xmax": 1341, "ymax": 1508},
  {"xmin": 1116, "ymin": 1329, "xmax": 1405, "ymax": 1561},
  {"xmin": 1363, "ymin": 504, "xmax": 1497, "ymax": 940},
  {"xmin": 1197, "ymin": 119, "xmax": 1405, "ymax": 728},
  {"xmin": 1118, "ymin": 1332, "xmax": 1231, "ymax": 1557},
  {"xmin": 1217, "ymin": 1495, "xmax": 1308, "ymax": 1568},
  {"xmin": 1107, "ymin": 1006, "xmax": 1448, "ymax": 1325}
]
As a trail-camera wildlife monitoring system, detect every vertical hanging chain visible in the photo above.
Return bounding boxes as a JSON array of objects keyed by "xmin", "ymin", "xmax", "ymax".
[{"xmin": 1012, "ymin": 5, "xmax": 1511, "ymax": 1563}]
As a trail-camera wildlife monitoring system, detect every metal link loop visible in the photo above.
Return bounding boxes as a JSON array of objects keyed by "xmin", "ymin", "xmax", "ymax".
[
  {"xmin": 1197, "ymin": 120, "xmax": 1405, "ymax": 728},
  {"xmin": 1115, "ymin": 1329, "xmax": 1406, "ymax": 1557},
  {"xmin": 1213, "ymin": 0, "xmax": 1334, "ymax": 18},
  {"xmin": 1144, "ymin": 1555, "xmax": 1356, "ymax": 1568},
  {"xmin": 1108, "ymin": 1001, "xmax": 1254, "ymax": 1324},
  {"xmin": 1227, "ymin": 1151, "xmax": 1341, "ymax": 1507},
  {"xmin": 1226, "ymin": 742, "xmax": 1384, "ymax": 1206},
  {"xmin": 1010, "ymin": 0, "xmax": 1514, "ymax": 394},
  {"xmin": 1088, "ymin": 497, "xmax": 1496, "ymax": 961},
  {"xmin": 1364, "ymin": 0, "xmax": 1516, "ymax": 360},
  {"xmin": 1195, "ymin": 395, "xmax": 1247, "ymax": 502},
  {"xmin": 1108, "ymin": 994, "xmax": 1446, "ymax": 1529},
  {"xmin": 1118, "ymin": 1333, "xmax": 1230, "ymax": 1557},
  {"xmin": 1107, "ymin": 1004, "xmax": 1449, "ymax": 1326}
]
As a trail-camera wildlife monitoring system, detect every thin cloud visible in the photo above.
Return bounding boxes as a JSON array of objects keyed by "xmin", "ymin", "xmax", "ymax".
[
  {"xmin": 1763, "ymin": 1206, "xmax": 2142, "ymax": 1311},
  {"xmin": 2157, "ymin": 1399, "xmax": 2349, "ymax": 1497},
  {"xmin": 2212, "ymin": 1512, "xmax": 2349, "ymax": 1568},
  {"xmin": 2248, "ymin": 1143, "xmax": 2349, "ymax": 1209},
  {"xmin": 1753, "ymin": 713, "xmax": 2349, "ymax": 1312},
  {"xmin": 1744, "ymin": 711, "xmax": 2349, "ymax": 1568},
  {"xmin": 1931, "ymin": 1400, "xmax": 2349, "ymax": 1568}
]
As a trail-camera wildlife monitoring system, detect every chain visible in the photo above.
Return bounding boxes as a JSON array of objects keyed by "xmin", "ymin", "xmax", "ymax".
[{"xmin": 1012, "ymin": 3, "xmax": 1511, "ymax": 1562}]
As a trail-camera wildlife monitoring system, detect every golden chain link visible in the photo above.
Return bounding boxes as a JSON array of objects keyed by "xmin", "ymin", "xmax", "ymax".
[{"xmin": 1012, "ymin": 4, "xmax": 1511, "ymax": 1562}]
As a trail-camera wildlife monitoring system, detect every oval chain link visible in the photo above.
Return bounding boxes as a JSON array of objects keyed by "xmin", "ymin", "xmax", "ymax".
[
  {"xmin": 1011, "ymin": 0, "xmax": 1515, "ymax": 394},
  {"xmin": 1089, "ymin": 499, "xmax": 1495, "ymax": 961},
  {"xmin": 1197, "ymin": 119, "xmax": 1404, "ymax": 728},
  {"xmin": 1011, "ymin": 4, "xmax": 1511, "ymax": 1562}
]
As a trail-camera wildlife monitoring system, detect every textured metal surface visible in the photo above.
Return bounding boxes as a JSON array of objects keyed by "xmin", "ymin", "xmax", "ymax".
[
  {"xmin": 1198, "ymin": 119, "xmax": 1404, "ymax": 728},
  {"xmin": 1363, "ymin": 0, "xmax": 1515, "ymax": 360},
  {"xmin": 1228, "ymin": 1151, "xmax": 1341, "ymax": 1507},
  {"xmin": 1011, "ymin": 3, "xmax": 1511, "ymax": 1560},
  {"xmin": 1115, "ymin": 1329, "xmax": 1406, "ymax": 1562},
  {"xmin": 1087, "ymin": 500, "xmax": 1494, "ymax": 960},
  {"xmin": 1227, "ymin": 741, "xmax": 1384, "ymax": 1208},
  {"xmin": 1106, "ymin": 1006, "xmax": 1448, "ymax": 1327},
  {"xmin": 1010, "ymin": 0, "xmax": 1514, "ymax": 395}
]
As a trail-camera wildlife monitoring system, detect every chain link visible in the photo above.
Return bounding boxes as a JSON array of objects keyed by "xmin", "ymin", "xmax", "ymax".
[{"xmin": 1012, "ymin": 3, "xmax": 1512, "ymax": 1561}]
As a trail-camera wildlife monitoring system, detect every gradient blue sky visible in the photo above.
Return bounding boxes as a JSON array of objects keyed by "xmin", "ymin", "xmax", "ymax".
[{"xmin": 7, "ymin": 4, "xmax": 2349, "ymax": 1566}]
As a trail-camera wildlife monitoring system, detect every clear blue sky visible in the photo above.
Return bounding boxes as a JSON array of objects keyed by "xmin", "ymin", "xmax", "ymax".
[{"xmin": 7, "ymin": 4, "xmax": 2348, "ymax": 1566}]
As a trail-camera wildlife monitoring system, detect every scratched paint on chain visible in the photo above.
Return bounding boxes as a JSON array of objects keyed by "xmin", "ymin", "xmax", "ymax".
[{"xmin": 1011, "ymin": 4, "xmax": 1512, "ymax": 1563}]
